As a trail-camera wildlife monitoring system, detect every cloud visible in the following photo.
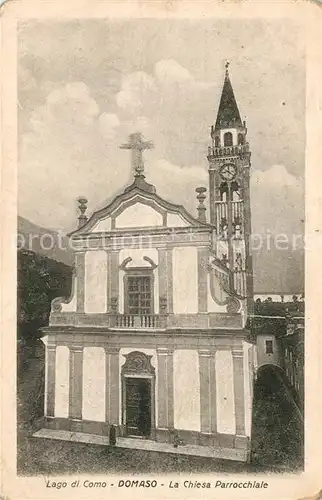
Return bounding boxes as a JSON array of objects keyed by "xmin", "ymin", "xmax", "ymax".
[
  {"xmin": 116, "ymin": 71, "xmax": 156, "ymax": 111},
  {"xmin": 152, "ymin": 158, "xmax": 207, "ymax": 182},
  {"xmin": 149, "ymin": 159, "xmax": 208, "ymax": 215},
  {"xmin": 19, "ymin": 81, "xmax": 125, "ymax": 230},
  {"xmin": 98, "ymin": 113, "xmax": 120, "ymax": 139},
  {"xmin": 18, "ymin": 65, "xmax": 38, "ymax": 95},
  {"xmin": 250, "ymin": 164, "xmax": 304, "ymax": 237},
  {"xmin": 251, "ymin": 164, "xmax": 303, "ymax": 190},
  {"xmin": 154, "ymin": 59, "xmax": 193, "ymax": 85},
  {"xmin": 123, "ymin": 116, "xmax": 151, "ymax": 136}
]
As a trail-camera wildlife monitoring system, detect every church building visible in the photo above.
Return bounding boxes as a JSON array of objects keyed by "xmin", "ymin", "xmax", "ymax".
[{"xmin": 40, "ymin": 67, "xmax": 256, "ymax": 462}]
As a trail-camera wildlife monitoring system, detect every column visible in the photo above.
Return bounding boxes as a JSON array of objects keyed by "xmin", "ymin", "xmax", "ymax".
[
  {"xmin": 197, "ymin": 247, "xmax": 208, "ymax": 313},
  {"xmin": 76, "ymin": 252, "xmax": 85, "ymax": 313},
  {"xmin": 105, "ymin": 347, "xmax": 119, "ymax": 425},
  {"xmin": 157, "ymin": 348, "xmax": 174, "ymax": 429},
  {"xmin": 69, "ymin": 345, "xmax": 84, "ymax": 420},
  {"xmin": 46, "ymin": 344, "xmax": 56, "ymax": 417},
  {"xmin": 232, "ymin": 345, "xmax": 245, "ymax": 436}
]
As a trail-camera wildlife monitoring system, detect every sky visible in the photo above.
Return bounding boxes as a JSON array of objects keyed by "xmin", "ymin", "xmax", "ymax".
[{"xmin": 18, "ymin": 19, "xmax": 305, "ymax": 292}]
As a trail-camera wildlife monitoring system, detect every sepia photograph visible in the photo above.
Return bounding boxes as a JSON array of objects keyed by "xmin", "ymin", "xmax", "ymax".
[{"xmin": 15, "ymin": 16, "xmax": 307, "ymax": 478}]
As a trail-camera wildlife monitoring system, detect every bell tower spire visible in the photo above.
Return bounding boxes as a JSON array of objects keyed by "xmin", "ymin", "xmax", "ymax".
[
  {"xmin": 207, "ymin": 65, "xmax": 253, "ymax": 304},
  {"xmin": 215, "ymin": 62, "xmax": 243, "ymax": 130}
]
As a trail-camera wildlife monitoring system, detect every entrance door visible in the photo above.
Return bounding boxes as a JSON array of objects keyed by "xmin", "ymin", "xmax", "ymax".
[{"xmin": 125, "ymin": 377, "xmax": 151, "ymax": 437}]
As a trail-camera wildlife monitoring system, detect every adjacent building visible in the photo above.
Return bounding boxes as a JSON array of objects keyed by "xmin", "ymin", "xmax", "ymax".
[{"xmin": 251, "ymin": 300, "xmax": 304, "ymax": 416}]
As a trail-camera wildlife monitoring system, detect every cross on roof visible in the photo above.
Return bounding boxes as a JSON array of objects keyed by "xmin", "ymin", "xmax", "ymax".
[{"xmin": 120, "ymin": 132, "xmax": 154, "ymax": 177}]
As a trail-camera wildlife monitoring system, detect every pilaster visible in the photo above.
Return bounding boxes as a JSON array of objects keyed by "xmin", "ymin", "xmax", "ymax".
[
  {"xmin": 105, "ymin": 347, "xmax": 120, "ymax": 425},
  {"xmin": 110, "ymin": 251, "xmax": 120, "ymax": 312},
  {"xmin": 157, "ymin": 248, "xmax": 167, "ymax": 312},
  {"xmin": 198, "ymin": 349, "xmax": 211, "ymax": 433},
  {"xmin": 197, "ymin": 247, "xmax": 208, "ymax": 313},
  {"xmin": 198, "ymin": 349, "xmax": 218, "ymax": 437},
  {"xmin": 106, "ymin": 251, "xmax": 112, "ymax": 313},
  {"xmin": 46, "ymin": 344, "xmax": 56, "ymax": 417},
  {"xmin": 232, "ymin": 344, "xmax": 245, "ymax": 436},
  {"xmin": 210, "ymin": 352, "xmax": 218, "ymax": 434},
  {"xmin": 157, "ymin": 347, "xmax": 174, "ymax": 429},
  {"xmin": 209, "ymin": 169, "xmax": 216, "ymax": 225},
  {"xmin": 76, "ymin": 252, "xmax": 85, "ymax": 313},
  {"xmin": 69, "ymin": 345, "xmax": 84, "ymax": 420},
  {"xmin": 166, "ymin": 248, "xmax": 173, "ymax": 313}
]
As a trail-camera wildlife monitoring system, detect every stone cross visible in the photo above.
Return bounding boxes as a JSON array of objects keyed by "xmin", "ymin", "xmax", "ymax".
[{"xmin": 120, "ymin": 132, "xmax": 154, "ymax": 177}]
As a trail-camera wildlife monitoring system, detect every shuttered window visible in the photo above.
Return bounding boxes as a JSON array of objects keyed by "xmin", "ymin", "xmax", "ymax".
[{"xmin": 126, "ymin": 276, "xmax": 152, "ymax": 315}]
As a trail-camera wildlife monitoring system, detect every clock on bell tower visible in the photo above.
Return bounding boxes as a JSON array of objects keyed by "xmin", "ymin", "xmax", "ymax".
[{"xmin": 207, "ymin": 63, "xmax": 253, "ymax": 304}]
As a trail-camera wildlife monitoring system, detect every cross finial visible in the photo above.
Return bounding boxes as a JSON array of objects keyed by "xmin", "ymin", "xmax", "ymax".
[
  {"xmin": 120, "ymin": 132, "xmax": 154, "ymax": 177},
  {"xmin": 225, "ymin": 61, "xmax": 230, "ymax": 75}
]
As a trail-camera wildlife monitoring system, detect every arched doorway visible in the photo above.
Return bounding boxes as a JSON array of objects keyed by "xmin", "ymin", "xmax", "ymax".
[{"xmin": 121, "ymin": 351, "xmax": 156, "ymax": 438}]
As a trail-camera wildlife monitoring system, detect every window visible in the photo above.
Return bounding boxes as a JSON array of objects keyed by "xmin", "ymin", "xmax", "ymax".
[
  {"xmin": 224, "ymin": 132, "xmax": 233, "ymax": 146},
  {"xmin": 215, "ymin": 136, "xmax": 220, "ymax": 147},
  {"xmin": 125, "ymin": 275, "xmax": 153, "ymax": 315},
  {"xmin": 265, "ymin": 340, "xmax": 273, "ymax": 354}
]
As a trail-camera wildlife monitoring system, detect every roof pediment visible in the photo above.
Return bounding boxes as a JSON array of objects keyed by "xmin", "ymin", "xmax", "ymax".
[{"xmin": 70, "ymin": 181, "xmax": 210, "ymax": 236}]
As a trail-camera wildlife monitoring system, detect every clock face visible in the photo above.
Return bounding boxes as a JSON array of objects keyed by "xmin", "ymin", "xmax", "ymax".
[{"xmin": 219, "ymin": 163, "xmax": 237, "ymax": 181}]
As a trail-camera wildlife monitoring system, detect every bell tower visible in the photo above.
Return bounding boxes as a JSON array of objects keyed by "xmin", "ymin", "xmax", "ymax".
[{"xmin": 207, "ymin": 64, "xmax": 253, "ymax": 305}]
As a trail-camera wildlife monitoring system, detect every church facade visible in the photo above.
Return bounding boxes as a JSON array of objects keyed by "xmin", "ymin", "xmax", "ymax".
[{"xmin": 41, "ymin": 68, "xmax": 256, "ymax": 462}]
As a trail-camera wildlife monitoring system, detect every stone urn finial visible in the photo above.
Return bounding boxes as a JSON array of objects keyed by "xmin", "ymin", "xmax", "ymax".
[
  {"xmin": 77, "ymin": 197, "xmax": 88, "ymax": 228},
  {"xmin": 196, "ymin": 187, "xmax": 207, "ymax": 223}
]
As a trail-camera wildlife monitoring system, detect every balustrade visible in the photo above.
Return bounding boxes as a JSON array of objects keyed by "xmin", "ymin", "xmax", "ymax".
[
  {"xmin": 111, "ymin": 314, "xmax": 163, "ymax": 329},
  {"xmin": 208, "ymin": 143, "xmax": 249, "ymax": 158},
  {"xmin": 215, "ymin": 200, "xmax": 243, "ymax": 237}
]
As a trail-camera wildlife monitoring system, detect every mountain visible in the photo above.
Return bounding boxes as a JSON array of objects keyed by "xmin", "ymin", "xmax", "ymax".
[{"xmin": 18, "ymin": 216, "xmax": 74, "ymax": 266}]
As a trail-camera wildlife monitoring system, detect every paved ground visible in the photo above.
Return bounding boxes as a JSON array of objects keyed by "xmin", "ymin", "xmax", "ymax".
[{"xmin": 17, "ymin": 339, "xmax": 304, "ymax": 476}]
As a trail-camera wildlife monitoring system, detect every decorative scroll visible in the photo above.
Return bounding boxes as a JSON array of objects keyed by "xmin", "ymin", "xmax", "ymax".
[
  {"xmin": 226, "ymin": 296, "xmax": 241, "ymax": 314},
  {"xmin": 119, "ymin": 255, "xmax": 157, "ymax": 271},
  {"xmin": 208, "ymin": 257, "xmax": 231, "ymax": 306},
  {"xmin": 119, "ymin": 256, "xmax": 132, "ymax": 270},
  {"xmin": 50, "ymin": 267, "xmax": 76, "ymax": 313},
  {"xmin": 208, "ymin": 255, "xmax": 246, "ymax": 312},
  {"xmin": 122, "ymin": 351, "xmax": 155, "ymax": 376}
]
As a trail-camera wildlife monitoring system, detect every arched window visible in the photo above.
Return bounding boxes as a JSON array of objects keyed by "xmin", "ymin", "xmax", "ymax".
[
  {"xmin": 224, "ymin": 132, "xmax": 233, "ymax": 147},
  {"xmin": 232, "ymin": 190, "xmax": 240, "ymax": 201},
  {"xmin": 215, "ymin": 136, "xmax": 220, "ymax": 148},
  {"xmin": 238, "ymin": 133, "xmax": 244, "ymax": 145},
  {"xmin": 219, "ymin": 182, "xmax": 228, "ymax": 201}
]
